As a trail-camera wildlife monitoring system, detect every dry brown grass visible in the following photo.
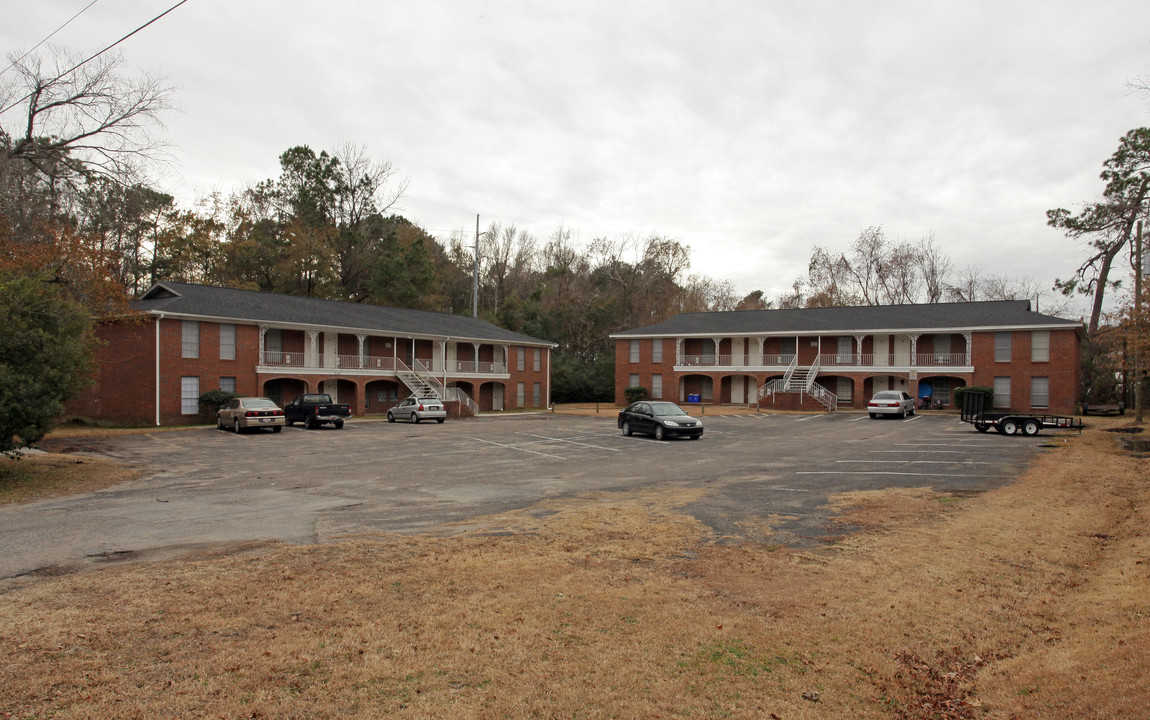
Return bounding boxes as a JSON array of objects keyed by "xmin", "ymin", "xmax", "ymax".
[
  {"xmin": 1, "ymin": 420, "xmax": 1146, "ymax": 718},
  {"xmin": 0, "ymin": 454, "xmax": 141, "ymax": 505}
]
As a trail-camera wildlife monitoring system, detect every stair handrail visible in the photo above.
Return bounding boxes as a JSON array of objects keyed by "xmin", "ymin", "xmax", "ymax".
[{"xmin": 803, "ymin": 356, "xmax": 821, "ymax": 391}]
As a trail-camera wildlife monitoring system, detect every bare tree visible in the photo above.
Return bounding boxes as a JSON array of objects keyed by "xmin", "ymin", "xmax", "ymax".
[
  {"xmin": 917, "ymin": 232, "xmax": 951, "ymax": 303},
  {"xmin": 1, "ymin": 47, "xmax": 174, "ymax": 183},
  {"xmin": 332, "ymin": 142, "xmax": 407, "ymax": 227}
]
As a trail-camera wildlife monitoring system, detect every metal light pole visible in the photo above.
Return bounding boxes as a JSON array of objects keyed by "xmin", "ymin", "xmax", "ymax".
[{"xmin": 473, "ymin": 214, "xmax": 479, "ymax": 318}]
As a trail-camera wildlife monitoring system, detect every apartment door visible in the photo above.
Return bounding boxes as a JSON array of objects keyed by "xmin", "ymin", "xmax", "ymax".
[{"xmin": 873, "ymin": 335, "xmax": 890, "ymax": 366}]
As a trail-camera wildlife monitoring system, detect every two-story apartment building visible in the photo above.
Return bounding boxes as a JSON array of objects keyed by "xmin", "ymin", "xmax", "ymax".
[
  {"xmin": 70, "ymin": 282, "xmax": 557, "ymax": 426},
  {"xmin": 611, "ymin": 300, "xmax": 1083, "ymax": 415}
]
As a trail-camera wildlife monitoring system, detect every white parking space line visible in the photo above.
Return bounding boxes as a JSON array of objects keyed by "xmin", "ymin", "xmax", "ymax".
[
  {"xmin": 516, "ymin": 432, "xmax": 623, "ymax": 452},
  {"xmin": 837, "ymin": 460, "xmax": 992, "ymax": 465},
  {"xmin": 462, "ymin": 436, "xmax": 566, "ymax": 459},
  {"xmin": 793, "ymin": 415, "xmax": 822, "ymax": 422},
  {"xmin": 797, "ymin": 470, "xmax": 1011, "ymax": 477},
  {"xmin": 868, "ymin": 450, "xmax": 983, "ymax": 454},
  {"xmin": 848, "ymin": 416, "xmax": 870, "ymax": 422},
  {"xmin": 903, "ymin": 415, "xmax": 925, "ymax": 423}
]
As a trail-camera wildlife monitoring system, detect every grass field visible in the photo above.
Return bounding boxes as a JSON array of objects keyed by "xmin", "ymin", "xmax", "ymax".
[{"xmin": 1, "ymin": 417, "xmax": 1146, "ymax": 718}]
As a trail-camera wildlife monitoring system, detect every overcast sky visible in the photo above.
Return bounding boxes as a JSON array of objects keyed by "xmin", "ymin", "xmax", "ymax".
[{"xmin": 4, "ymin": 1, "xmax": 1149, "ymax": 307}]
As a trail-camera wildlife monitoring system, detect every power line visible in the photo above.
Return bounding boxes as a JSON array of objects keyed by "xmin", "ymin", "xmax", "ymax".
[
  {"xmin": 0, "ymin": 0, "xmax": 191, "ymax": 118},
  {"xmin": 0, "ymin": 0, "xmax": 103, "ymax": 79}
]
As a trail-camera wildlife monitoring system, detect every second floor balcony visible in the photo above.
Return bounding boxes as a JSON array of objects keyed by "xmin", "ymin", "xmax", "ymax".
[
  {"xmin": 676, "ymin": 352, "xmax": 971, "ymax": 370},
  {"xmin": 260, "ymin": 352, "xmax": 508, "ymax": 375}
]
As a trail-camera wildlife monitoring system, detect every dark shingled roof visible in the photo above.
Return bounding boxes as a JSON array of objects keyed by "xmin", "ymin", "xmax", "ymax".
[
  {"xmin": 136, "ymin": 282, "xmax": 555, "ymax": 346},
  {"xmin": 611, "ymin": 300, "xmax": 1082, "ymax": 337}
]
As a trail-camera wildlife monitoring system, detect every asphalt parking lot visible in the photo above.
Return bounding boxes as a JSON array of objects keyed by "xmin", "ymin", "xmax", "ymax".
[{"xmin": 0, "ymin": 411, "xmax": 1066, "ymax": 584}]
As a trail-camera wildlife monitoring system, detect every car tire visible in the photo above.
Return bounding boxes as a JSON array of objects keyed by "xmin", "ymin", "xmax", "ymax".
[
  {"xmin": 436, "ymin": 418, "xmax": 445, "ymax": 424},
  {"xmin": 622, "ymin": 421, "xmax": 632, "ymax": 436},
  {"xmin": 285, "ymin": 417, "xmax": 294, "ymax": 427},
  {"xmin": 272, "ymin": 426, "xmax": 282, "ymax": 433},
  {"xmin": 654, "ymin": 425, "xmax": 665, "ymax": 441},
  {"xmin": 387, "ymin": 412, "xmax": 395, "ymax": 423},
  {"xmin": 217, "ymin": 415, "xmax": 225, "ymax": 430},
  {"xmin": 412, "ymin": 413, "xmax": 421, "ymax": 424},
  {"xmin": 334, "ymin": 420, "xmax": 344, "ymax": 429},
  {"xmin": 689, "ymin": 435, "xmax": 699, "ymax": 440},
  {"xmin": 869, "ymin": 413, "xmax": 877, "ymax": 419},
  {"xmin": 233, "ymin": 418, "xmax": 241, "ymax": 434}
]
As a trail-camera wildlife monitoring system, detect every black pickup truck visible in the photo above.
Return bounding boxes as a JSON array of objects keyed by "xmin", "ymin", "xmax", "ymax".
[{"xmin": 283, "ymin": 393, "xmax": 351, "ymax": 429}]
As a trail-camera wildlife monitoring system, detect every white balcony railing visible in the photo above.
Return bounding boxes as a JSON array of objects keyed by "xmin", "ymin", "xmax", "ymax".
[
  {"xmin": 679, "ymin": 354, "xmax": 796, "ymax": 367},
  {"xmin": 455, "ymin": 360, "xmax": 508, "ymax": 374},
  {"xmin": 260, "ymin": 352, "xmax": 510, "ymax": 375},
  {"xmin": 817, "ymin": 353, "xmax": 970, "ymax": 368}
]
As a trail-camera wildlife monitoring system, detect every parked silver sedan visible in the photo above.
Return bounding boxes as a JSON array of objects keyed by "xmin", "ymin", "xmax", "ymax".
[
  {"xmin": 387, "ymin": 396, "xmax": 447, "ymax": 424},
  {"xmin": 216, "ymin": 397, "xmax": 285, "ymax": 433},
  {"xmin": 867, "ymin": 390, "xmax": 916, "ymax": 419}
]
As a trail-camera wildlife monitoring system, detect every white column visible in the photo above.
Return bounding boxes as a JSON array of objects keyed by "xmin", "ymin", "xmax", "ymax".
[
  {"xmin": 357, "ymin": 334, "xmax": 366, "ymax": 368},
  {"xmin": 854, "ymin": 335, "xmax": 866, "ymax": 366},
  {"xmin": 676, "ymin": 338, "xmax": 683, "ymax": 365},
  {"xmin": 909, "ymin": 334, "xmax": 919, "ymax": 366},
  {"xmin": 963, "ymin": 332, "xmax": 972, "ymax": 365},
  {"xmin": 307, "ymin": 330, "xmax": 320, "ymax": 368},
  {"xmin": 258, "ymin": 326, "xmax": 267, "ymax": 364},
  {"xmin": 712, "ymin": 337, "xmax": 722, "ymax": 366},
  {"xmin": 757, "ymin": 337, "xmax": 765, "ymax": 365}
]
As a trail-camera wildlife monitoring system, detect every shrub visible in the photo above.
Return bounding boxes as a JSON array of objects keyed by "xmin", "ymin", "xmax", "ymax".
[
  {"xmin": 624, "ymin": 386, "xmax": 649, "ymax": 404},
  {"xmin": 953, "ymin": 385, "xmax": 993, "ymax": 410},
  {"xmin": 198, "ymin": 389, "xmax": 238, "ymax": 422}
]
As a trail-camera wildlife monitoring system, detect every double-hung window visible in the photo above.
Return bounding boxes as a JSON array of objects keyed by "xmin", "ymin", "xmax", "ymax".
[
  {"xmin": 1031, "ymin": 331, "xmax": 1050, "ymax": 362},
  {"xmin": 181, "ymin": 377, "xmax": 200, "ymax": 414},
  {"xmin": 993, "ymin": 377, "xmax": 1011, "ymax": 408},
  {"xmin": 651, "ymin": 340, "xmax": 663, "ymax": 364},
  {"xmin": 994, "ymin": 332, "xmax": 1011, "ymax": 362},
  {"xmin": 182, "ymin": 321, "xmax": 200, "ymax": 359},
  {"xmin": 1031, "ymin": 377, "xmax": 1049, "ymax": 408},
  {"xmin": 219, "ymin": 323, "xmax": 236, "ymax": 360},
  {"xmin": 629, "ymin": 340, "xmax": 640, "ymax": 363}
]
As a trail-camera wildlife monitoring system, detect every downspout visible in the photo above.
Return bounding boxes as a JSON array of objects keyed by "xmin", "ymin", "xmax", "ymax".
[
  {"xmin": 155, "ymin": 314, "xmax": 163, "ymax": 427},
  {"xmin": 546, "ymin": 346, "xmax": 552, "ymax": 410}
]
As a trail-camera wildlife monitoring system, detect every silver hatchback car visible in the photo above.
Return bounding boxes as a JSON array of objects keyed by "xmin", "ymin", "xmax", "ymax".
[{"xmin": 387, "ymin": 396, "xmax": 447, "ymax": 424}]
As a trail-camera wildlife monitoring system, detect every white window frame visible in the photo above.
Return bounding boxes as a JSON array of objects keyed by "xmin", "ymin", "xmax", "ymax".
[
  {"xmin": 181, "ymin": 376, "xmax": 200, "ymax": 414},
  {"xmin": 532, "ymin": 382, "xmax": 541, "ymax": 407},
  {"xmin": 533, "ymin": 348, "xmax": 540, "ymax": 372},
  {"xmin": 629, "ymin": 340, "xmax": 640, "ymax": 363},
  {"xmin": 219, "ymin": 377, "xmax": 236, "ymax": 394},
  {"xmin": 629, "ymin": 373, "xmax": 640, "ymax": 389},
  {"xmin": 182, "ymin": 321, "xmax": 200, "ymax": 359},
  {"xmin": 516, "ymin": 381, "xmax": 525, "ymax": 407},
  {"xmin": 517, "ymin": 347, "xmax": 525, "ymax": 372},
  {"xmin": 1031, "ymin": 377, "xmax": 1049, "ymax": 409},
  {"xmin": 652, "ymin": 339, "xmax": 663, "ymax": 364},
  {"xmin": 1031, "ymin": 331, "xmax": 1050, "ymax": 363},
  {"xmin": 219, "ymin": 323, "xmax": 236, "ymax": 360},
  {"xmin": 993, "ymin": 377, "xmax": 1011, "ymax": 408},
  {"xmin": 994, "ymin": 332, "xmax": 1011, "ymax": 362},
  {"xmin": 651, "ymin": 374, "xmax": 663, "ymax": 398}
]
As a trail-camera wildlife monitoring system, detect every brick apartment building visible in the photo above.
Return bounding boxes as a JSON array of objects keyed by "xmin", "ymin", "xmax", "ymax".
[
  {"xmin": 610, "ymin": 301, "xmax": 1083, "ymax": 414},
  {"xmin": 70, "ymin": 282, "xmax": 556, "ymax": 426}
]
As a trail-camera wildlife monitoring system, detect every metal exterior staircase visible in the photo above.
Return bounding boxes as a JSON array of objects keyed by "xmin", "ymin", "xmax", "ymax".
[
  {"xmin": 396, "ymin": 360, "xmax": 480, "ymax": 416},
  {"xmin": 753, "ymin": 357, "xmax": 837, "ymax": 411}
]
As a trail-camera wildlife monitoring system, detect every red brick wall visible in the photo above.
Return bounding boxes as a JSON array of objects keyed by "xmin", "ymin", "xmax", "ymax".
[{"xmin": 616, "ymin": 328, "xmax": 1081, "ymax": 414}]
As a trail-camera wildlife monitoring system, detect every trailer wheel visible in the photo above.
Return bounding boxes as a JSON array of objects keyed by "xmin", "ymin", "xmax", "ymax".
[
  {"xmin": 1001, "ymin": 419, "xmax": 1019, "ymax": 435},
  {"xmin": 1022, "ymin": 419, "xmax": 1040, "ymax": 436},
  {"xmin": 974, "ymin": 423, "xmax": 989, "ymax": 433}
]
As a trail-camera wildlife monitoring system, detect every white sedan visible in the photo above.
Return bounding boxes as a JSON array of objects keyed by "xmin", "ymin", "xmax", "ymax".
[{"xmin": 867, "ymin": 390, "xmax": 916, "ymax": 419}]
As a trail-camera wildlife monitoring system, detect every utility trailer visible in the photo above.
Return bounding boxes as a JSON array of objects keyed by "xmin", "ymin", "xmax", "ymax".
[{"xmin": 960, "ymin": 392, "xmax": 1084, "ymax": 436}]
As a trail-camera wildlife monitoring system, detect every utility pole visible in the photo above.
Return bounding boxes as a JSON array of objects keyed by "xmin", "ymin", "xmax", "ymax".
[
  {"xmin": 1136, "ymin": 220, "xmax": 1144, "ymax": 423},
  {"xmin": 473, "ymin": 214, "xmax": 480, "ymax": 318}
]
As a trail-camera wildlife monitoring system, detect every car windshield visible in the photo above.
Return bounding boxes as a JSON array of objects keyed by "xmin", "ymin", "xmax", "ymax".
[
  {"xmin": 243, "ymin": 398, "xmax": 277, "ymax": 408},
  {"xmin": 872, "ymin": 392, "xmax": 901, "ymax": 400},
  {"xmin": 649, "ymin": 402, "xmax": 687, "ymax": 416}
]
